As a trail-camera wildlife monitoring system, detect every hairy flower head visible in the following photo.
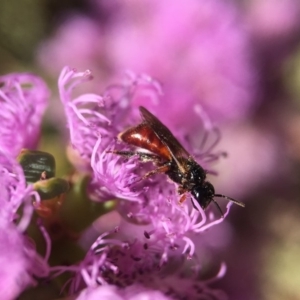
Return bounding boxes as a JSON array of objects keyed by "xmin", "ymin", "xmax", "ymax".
[
  {"xmin": 0, "ymin": 151, "xmax": 50, "ymax": 299},
  {"xmin": 54, "ymin": 67, "xmax": 235, "ymax": 299},
  {"xmin": 52, "ymin": 228, "xmax": 227, "ymax": 300},
  {"xmin": 0, "ymin": 73, "xmax": 49, "ymax": 157}
]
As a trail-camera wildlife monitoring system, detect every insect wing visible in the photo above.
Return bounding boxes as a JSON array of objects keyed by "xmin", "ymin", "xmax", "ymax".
[
  {"xmin": 139, "ymin": 106, "xmax": 190, "ymax": 171},
  {"xmin": 118, "ymin": 122, "xmax": 172, "ymax": 161}
]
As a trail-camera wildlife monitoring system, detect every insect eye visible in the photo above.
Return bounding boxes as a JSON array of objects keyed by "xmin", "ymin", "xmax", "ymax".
[
  {"xmin": 203, "ymin": 182, "xmax": 215, "ymax": 195},
  {"xmin": 191, "ymin": 185, "xmax": 213, "ymax": 209}
]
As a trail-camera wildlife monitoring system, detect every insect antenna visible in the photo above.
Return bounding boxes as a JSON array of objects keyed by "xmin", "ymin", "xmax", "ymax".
[
  {"xmin": 212, "ymin": 199, "xmax": 224, "ymax": 218},
  {"xmin": 214, "ymin": 194, "xmax": 245, "ymax": 207}
]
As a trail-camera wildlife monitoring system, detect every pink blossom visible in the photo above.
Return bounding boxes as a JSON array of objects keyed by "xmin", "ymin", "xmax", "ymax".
[
  {"xmin": 52, "ymin": 229, "xmax": 227, "ymax": 300},
  {"xmin": 38, "ymin": 0, "xmax": 257, "ymax": 126},
  {"xmin": 0, "ymin": 151, "xmax": 50, "ymax": 299},
  {"xmin": 0, "ymin": 73, "xmax": 49, "ymax": 158},
  {"xmin": 76, "ymin": 285, "xmax": 172, "ymax": 300}
]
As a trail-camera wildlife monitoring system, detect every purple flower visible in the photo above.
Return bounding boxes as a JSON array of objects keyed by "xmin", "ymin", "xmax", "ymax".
[
  {"xmin": 0, "ymin": 66, "xmax": 245, "ymax": 298},
  {"xmin": 58, "ymin": 67, "xmax": 109, "ymax": 167},
  {"xmin": 107, "ymin": 0, "xmax": 256, "ymax": 124},
  {"xmin": 76, "ymin": 285, "xmax": 172, "ymax": 300},
  {"xmin": 59, "ymin": 67, "xmax": 162, "ymax": 170},
  {"xmin": 38, "ymin": 16, "xmax": 103, "ymax": 78},
  {"xmin": 38, "ymin": 0, "xmax": 256, "ymax": 126},
  {"xmin": 89, "ymin": 141, "xmax": 143, "ymax": 202},
  {"xmin": 0, "ymin": 150, "xmax": 35, "ymax": 226},
  {"xmin": 53, "ymin": 66, "xmax": 236, "ymax": 299},
  {"xmin": 52, "ymin": 229, "xmax": 227, "ymax": 300},
  {"xmin": 0, "ymin": 73, "xmax": 49, "ymax": 158},
  {"xmin": 0, "ymin": 151, "xmax": 50, "ymax": 300},
  {"xmin": 58, "ymin": 66, "xmax": 236, "ymax": 258},
  {"xmin": 0, "ymin": 221, "xmax": 49, "ymax": 300}
]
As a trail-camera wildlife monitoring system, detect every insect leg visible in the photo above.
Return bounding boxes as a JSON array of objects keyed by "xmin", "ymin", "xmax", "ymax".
[
  {"xmin": 129, "ymin": 163, "xmax": 171, "ymax": 186},
  {"xmin": 142, "ymin": 163, "xmax": 170, "ymax": 178},
  {"xmin": 178, "ymin": 185, "xmax": 187, "ymax": 195},
  {"xmin": 179, "ymin": 193, "xmax": 187, "ymax": 204},
  {"xmin": 177, "ymin": 186, "xmax": 189, "ymax": 205},
  {"xmin": 107, "ymin": 150, "xmax": 161, "ymax": 163}
]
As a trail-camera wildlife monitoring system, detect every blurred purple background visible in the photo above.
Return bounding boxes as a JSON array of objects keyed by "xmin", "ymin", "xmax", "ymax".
[{"xmin": 1, "ymin": 0, "xmax": 300, "ymax": 299}]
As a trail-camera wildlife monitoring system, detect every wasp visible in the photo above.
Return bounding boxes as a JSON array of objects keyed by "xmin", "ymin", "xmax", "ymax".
[{"xmin": 110, "ymin": 106, "xmax": 245, "ymax": 216}]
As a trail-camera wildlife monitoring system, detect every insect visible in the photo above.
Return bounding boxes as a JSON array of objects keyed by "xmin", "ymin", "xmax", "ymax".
[{"xmin": 110, "ymin": 106, "xmax": 245, "ymax": 217}]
